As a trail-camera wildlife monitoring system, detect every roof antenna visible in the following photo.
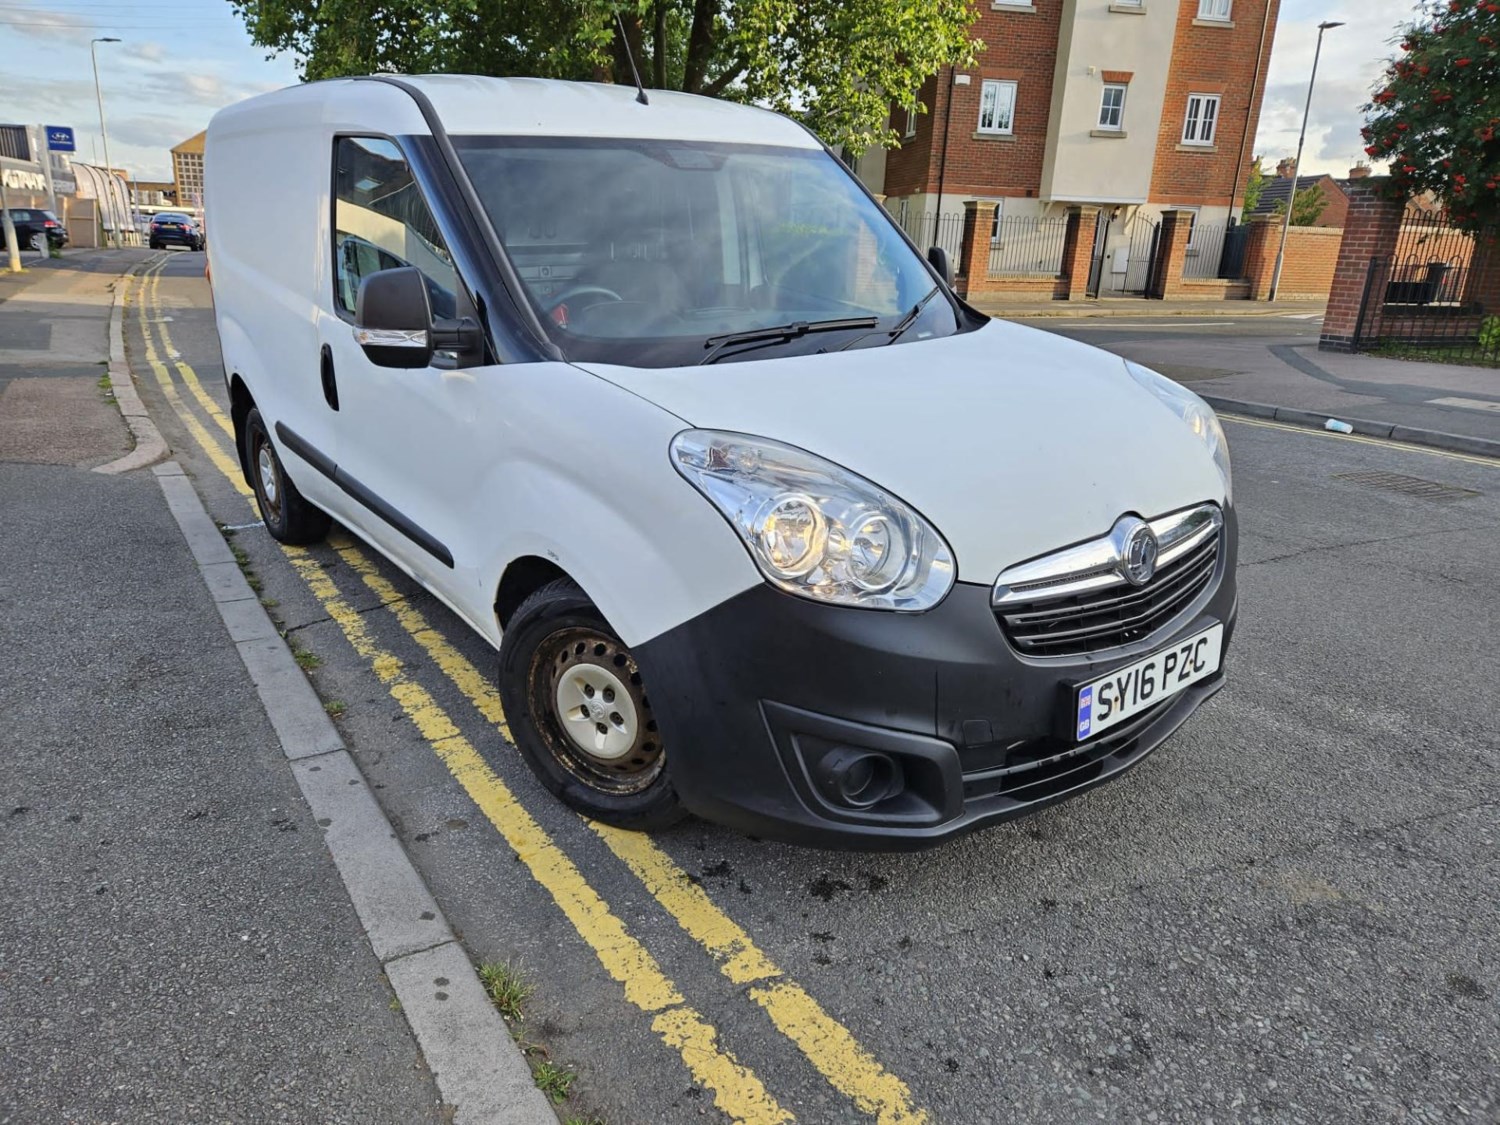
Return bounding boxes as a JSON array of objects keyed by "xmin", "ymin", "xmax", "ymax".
[{"xmin": 614, "ymin": 11, "xmax": 650, "ymax": 105}]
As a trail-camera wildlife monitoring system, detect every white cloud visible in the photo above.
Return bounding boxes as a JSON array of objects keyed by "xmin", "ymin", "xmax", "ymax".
[
  {"xmin": 124, "ymin": 41, "xmax": 168, "ymax": 63},
  {"xmin": 3, "ymin": 4, "xmax": 94, "ymax": 45}
]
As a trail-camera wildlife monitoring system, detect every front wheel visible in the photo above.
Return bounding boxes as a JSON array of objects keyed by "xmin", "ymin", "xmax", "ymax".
[
  {"xmin": 242, "ymin": 407, "xmax": 330, "ymax": 545},
  {"xmin": 498, "ymin": 580, "xmax": 687, "ymax": 831}
]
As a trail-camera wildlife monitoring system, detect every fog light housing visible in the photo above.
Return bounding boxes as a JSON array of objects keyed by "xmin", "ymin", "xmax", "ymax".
[{"xmin": 814, "ymin": 747, "xmax": 905, "ymax": 810}]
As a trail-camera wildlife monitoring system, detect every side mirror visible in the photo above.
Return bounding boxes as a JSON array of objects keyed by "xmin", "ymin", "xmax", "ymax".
[
  {"xmin": 927, "ymin": 246, "xmax": 953, "ymax": 287},
  {"xmin": 354, "ymin": 267, "xmax": 433, "ymax": 369}
]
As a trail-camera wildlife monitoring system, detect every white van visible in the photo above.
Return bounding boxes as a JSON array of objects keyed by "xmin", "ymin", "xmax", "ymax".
[{"xmin": 206, "ymin": 76, "xmax": 1236, "ymax": 849}]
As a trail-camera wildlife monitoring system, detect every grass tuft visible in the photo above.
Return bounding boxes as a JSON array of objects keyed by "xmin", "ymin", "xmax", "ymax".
[
  {"xmin": 533, "ymin": 1061, "xmax": 574, "ymax": 1104},
  {"xmin": 323, "ymin": 700, "xmax": 347, "ymax": 717},
  {"xmin": 477, "ymin": 961, "xmax": 532, "ymax": 1023}
]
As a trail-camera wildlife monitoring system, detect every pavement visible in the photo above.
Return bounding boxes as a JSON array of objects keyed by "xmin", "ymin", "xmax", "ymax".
[
  {"xmin": 968, "ymin": 294, "xmax": 1328, "ymax": 320},
  {"xmin": 5, "ymin": 251, "xmax": 1499, "ymax": 1123},
  {"xmin": 1010, "ymin": 311, "xmax": 1500, "ymax": 457}
]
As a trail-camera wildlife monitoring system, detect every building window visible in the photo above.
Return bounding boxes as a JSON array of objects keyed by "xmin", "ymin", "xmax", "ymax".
[
  {"xmin": 978, "ymin": 80, "xmax": 1017, "ymax": 135},
  {"xmin": 1098, "ymin": 84, "xmax": 1127, "ymax": 131},
  {"xmin": 1182, "ymin": 94, "xmax": 1220, "ymax": 145},
  {"xmin": 902, "ymin": 107, "xmax": 917, "ymax": 141},
  {"xmin": 1197, "ymin": 0, "xmax": 1231, "ymax": 19},
  {"xmin": 988, "ymin": 199, "xmax": 1006, "ymax": 245},
  {"xmin": 1113, "ymin": 0, "xmax": 1144, "ymax": 5}
]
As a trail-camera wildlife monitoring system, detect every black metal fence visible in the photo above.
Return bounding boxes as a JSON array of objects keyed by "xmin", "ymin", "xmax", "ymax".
[
  {"xmin": 1181, "ymin": 220, "xmax": 1250, "ymax": 280},
  {"xmin": 896, "ymin": 211, "xmax": 966, "ymax": 262},
  {"xmin": 1354, "ymin": 210, "xmax": 1500, "ymax": 367},
  {"xmin": 987, "ymin": 216, "xmax": 1070, "ymax": 276},
  {"xmin": 1095, "ymin": 215, "xmax": 1161, "ymax": 297}
]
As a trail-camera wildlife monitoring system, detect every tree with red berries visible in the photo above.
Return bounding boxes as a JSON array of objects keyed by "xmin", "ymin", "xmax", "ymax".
[{"xmin": 1363, "ymin": 0, "xmax": 1500, "ymax": 230}]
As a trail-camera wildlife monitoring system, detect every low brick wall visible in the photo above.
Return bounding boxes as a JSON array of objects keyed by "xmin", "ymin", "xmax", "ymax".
[
  {"xmin": 1245, "ymin": 221, "xmax": 1341, "ymax": 301},
  {"xmin": 1175, "ymin": 278, "xmax": 1253, "ymax": 301},
  {"xmin": 961, "ymin": 273, "xmax": 1064, "ymax": 298}
]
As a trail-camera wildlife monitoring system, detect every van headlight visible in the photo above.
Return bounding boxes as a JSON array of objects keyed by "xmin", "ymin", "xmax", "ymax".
[
  {"xmin": 670, "ymin": 430, "xmax": 955, "ymax": 611},
  {"xmin": 1125, "ymin": 360, "xmax": 1232, "ymax": 502}
]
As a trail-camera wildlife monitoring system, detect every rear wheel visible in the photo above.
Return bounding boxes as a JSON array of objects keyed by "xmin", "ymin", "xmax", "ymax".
[
  {"xmin": 242, "ymin": 407, "xmax": 330, "ymax": 545},
  {"xmin": 498, "ymin": 579, "xmax": 686, "ymax": 831}
]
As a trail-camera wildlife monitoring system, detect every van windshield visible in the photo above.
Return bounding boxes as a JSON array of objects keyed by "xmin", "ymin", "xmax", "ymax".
[{"xmin": 453, "ymin": 137, "xmax": 960, "ymax": 366}]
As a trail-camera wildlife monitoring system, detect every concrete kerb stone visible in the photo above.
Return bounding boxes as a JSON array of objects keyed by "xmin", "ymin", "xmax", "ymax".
[
  {"xmin": 1202, "ymin": 394, "xmax": 1500, "ymax": 460},
  {"xmin": 149, "ymin": 458, "xmax": 553, "ymax": 1123},
  {"xmin": 96, "ymin": 255, "xmax": 170, "ymax": 475}
]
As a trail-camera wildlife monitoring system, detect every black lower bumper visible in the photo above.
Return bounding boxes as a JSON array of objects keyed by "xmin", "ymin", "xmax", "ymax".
[{"xmin": 634, "ymin": 509, "xmax": 1238, "ymax": 850}]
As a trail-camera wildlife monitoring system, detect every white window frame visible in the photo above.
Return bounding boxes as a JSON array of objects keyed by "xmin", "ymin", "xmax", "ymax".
[
  {"xmin": 988, "ymin": 198, "xmax": 1006, "ymax": 245},
  {"xmin": 1113, "ymin": 0, "xmax": 1144, "ymax": 6},
  {"xmin": 1182, "ymin": 94, "xmax": 1220, "ymax": 146},
  {"xmin": 1098, "ymin": 84, "xmax": 1127, "ymax": 132},
  {"xmin": 1197, "ymin": 0, "xmax": 1231, "ymax": 20},
  {"xmin": 977, "ymin": 79, "xmax": 1017, "ymax": 136},
  {"xmin": 902, "ymin": 107, "xmax": 917, "ymax": 141}
]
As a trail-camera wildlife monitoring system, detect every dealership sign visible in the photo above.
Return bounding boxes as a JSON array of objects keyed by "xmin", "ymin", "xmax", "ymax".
[
  {"xmin": 46, "ymin": 126, "xmax": 76, "ymax": 152},
  {"xmin": 2, "ymin": 166, "xmax": 48, "ymax": 193}
]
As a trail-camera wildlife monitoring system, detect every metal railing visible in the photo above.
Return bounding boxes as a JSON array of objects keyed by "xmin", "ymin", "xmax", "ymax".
[
  {"xmin": 896, "ymin": 211, "xmax": 966, "ymax": 261},
  {"xmin": 1182, "ymin": 222, "xmax": 1228, "ymax": 279},
  {"xmin": 1354, "ymin": 209, "xmax": 1500, "ymax": 368},
  {"xmin": 987, "ymin": 216, "xmax": 1070, "ymax": 276}
]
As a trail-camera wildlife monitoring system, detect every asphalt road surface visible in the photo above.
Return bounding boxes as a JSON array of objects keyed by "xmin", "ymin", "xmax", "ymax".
[{"xmin": 133, "ymin": 252, "xmax": 1499, "ymax": 1124}]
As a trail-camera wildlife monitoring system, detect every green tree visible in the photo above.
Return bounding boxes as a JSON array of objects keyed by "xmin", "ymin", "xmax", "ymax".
[
  {"xmin": 1272, "ymin": 183, "xmax": 1328, "ymax": 227},
  {"xmin": 1363, "ymin": 0, "xmax": 1500, "ymax": 230},
  {"xmin": 228, "ymin": 0, "xmax": 982, "ymax": 154},
  {"xmin": 1241, "ymin": 157, "xmax": 1265, "ymax": 221}
]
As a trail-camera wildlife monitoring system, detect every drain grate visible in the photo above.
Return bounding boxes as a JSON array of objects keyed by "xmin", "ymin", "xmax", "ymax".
[{"xmin": 1333, "ymin": 470, "xmax": 1480, "ymax": 503}]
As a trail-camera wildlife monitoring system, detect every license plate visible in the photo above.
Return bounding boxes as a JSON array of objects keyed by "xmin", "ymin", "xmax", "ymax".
[{"xmin": 1075, "ymin": 624, "xmax": 1223, "ymax": 741}]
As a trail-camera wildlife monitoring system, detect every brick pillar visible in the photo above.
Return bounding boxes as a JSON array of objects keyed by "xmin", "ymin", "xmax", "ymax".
[
  {"xmin": 956, "ymin": 199, "xmax": 997, "ymax": 298},
  {"xmin": 1319, "ymin": 177, "xmax": 1406, "ymax": 352},
  {"xmin": 1151, "ymin": 210, "xmax": 1193, "ymax": 300},
  {"xmin": 1242, "ymin": 218, "xmax": 1280, "ymax": 301},
  {"xmin": 1059, "ymin": 206, "xmax": 1099, "ymax": 300}
]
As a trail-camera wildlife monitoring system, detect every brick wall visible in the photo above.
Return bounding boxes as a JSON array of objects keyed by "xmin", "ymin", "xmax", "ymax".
[
  {"xmin": 1151, "ymin": 0, "xmax": 1280, "ymax": 211},
  {"xmin": 955, "ymin": 199, "xmax": 1093, "ymax": 300},
  {"xmin": 1242, "ymin": 220, "xmax": 1342, "ymax": 301},
  {"xmin": 883, "ymin": 1, "xmax": 1064, "ymax": 201},
  {"xmin": 1320, "ymin": 178, "xmax": 1407, "ymax": 352}
]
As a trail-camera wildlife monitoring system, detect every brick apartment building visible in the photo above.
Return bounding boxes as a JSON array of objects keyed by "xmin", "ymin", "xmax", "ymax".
[{"xmin": 854, "ymin": 0, "xmax": 1280, "ymax": 295}]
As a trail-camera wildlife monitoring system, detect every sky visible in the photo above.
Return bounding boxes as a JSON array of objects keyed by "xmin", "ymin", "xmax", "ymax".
[
  {"xmin": 2, "ymin": 0, "xmax": 1421, "ymax": 185},
  {"xmin": 1254, "ymin": 0, "xmax": 1421, "ymax": 177}
]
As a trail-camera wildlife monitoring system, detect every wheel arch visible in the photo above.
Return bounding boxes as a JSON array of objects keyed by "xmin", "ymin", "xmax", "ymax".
[
  {"xmin": 228, "ymin": 374, "xmax": 254, "ymax": 484},
  {"xmin": 494, "ymin": 555, "xmax": 571, "ymax": 633}
]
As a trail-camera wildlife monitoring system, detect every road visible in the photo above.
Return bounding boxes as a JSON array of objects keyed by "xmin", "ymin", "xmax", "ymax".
[{"xmin": 134, "ymin": 251, "xmax": 1499, "ymax": 1124}]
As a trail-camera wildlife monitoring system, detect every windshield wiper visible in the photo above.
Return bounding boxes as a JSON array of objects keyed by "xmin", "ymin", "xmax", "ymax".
[
  {"xmin": 837, "ymin": 286, "xmax": 941, "ymax": 352},
  {"xmin": 700, "ymin": 316, "xmax": 878, "ymax": 365}
]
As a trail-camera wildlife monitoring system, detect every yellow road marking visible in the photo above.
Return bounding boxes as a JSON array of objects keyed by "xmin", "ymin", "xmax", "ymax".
[
  {"xmin": 335, "ymin": 539, "xmax": 929, "ymax": 1125},
  {"xmin": 1222, "ymin": 414, "xmax": 1500, "ymax": 469},
  {"xmin": 134, "ymin": 271, "xmax": 793, "ymax": 1125},
  {"xmin": 148, "ymin": 265, "xmax": 234, "ymax": 435},
  {"xmin": 135, "ymin": 261, "xmax": 251, "ymax": 497}
]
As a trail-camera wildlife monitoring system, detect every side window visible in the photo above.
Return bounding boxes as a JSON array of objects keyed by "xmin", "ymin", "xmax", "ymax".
[{"xmin": 333, "ymin": 136, "xmax": 459, "ymax": 320}]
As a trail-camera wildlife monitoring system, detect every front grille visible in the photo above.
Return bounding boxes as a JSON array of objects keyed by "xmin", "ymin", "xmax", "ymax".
[{"xmin": 997, "ymin": 533, "xmax": 1219, "ymax": 656}]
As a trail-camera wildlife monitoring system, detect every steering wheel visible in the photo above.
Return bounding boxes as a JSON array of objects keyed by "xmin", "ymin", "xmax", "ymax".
[{"xmin": 547, "ymin": 285, "xmax": 625, "ymax": 314}]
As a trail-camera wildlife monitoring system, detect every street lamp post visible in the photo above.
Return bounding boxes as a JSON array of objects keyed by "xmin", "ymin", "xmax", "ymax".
[
  {"xmin": 1268, "ymin": 20, "xmax": 1343, "ymax": 302},
  {"xmin": 90, "ymin": 37, "xmax": 121, "ymax": 248}
]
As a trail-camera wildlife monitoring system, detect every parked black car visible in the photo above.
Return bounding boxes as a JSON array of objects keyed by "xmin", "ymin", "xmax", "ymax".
[
  {"xmin": 1, "ymin": 208, "xmax": 68, "ymax": 250},
  {"xmin": 149, "ymin": 212, "xmax": 204, "ymax": 251}
]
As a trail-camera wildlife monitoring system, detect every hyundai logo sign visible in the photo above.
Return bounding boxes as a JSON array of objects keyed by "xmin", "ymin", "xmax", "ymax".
[{"xmin": 46, "ymin": 126, "xmax": 76, "ymax": 153}]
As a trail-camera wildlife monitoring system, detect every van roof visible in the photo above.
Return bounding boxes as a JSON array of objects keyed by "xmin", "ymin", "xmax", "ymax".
[{"xmin": 222, "ymin": 75, "xmax": 824, "ymax": 151}]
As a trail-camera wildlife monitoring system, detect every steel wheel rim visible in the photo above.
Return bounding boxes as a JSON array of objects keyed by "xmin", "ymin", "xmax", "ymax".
[
  {"xmin": 255, "ymin": 440, "xmax": 282, "ymax": 520},
  {"xmin": 530, "ymin": 626, "xmax": 663, "ymax": 794}
]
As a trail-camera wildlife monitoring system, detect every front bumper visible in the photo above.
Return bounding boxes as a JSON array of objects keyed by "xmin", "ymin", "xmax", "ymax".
[{"xmin": 635, "ymin": 509, "xmax": 1238, "ymax": 850}]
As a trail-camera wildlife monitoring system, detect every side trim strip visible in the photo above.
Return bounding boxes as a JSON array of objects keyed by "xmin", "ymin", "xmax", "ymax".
[{"xmin": 275, "ymin": 422, "xmax": 455, "ymax": 569}]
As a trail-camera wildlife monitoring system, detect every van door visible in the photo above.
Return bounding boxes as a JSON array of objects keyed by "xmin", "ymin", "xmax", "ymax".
[{"xmin": 318, "ymin": 134, "xmax": 482, "ymax": 599}]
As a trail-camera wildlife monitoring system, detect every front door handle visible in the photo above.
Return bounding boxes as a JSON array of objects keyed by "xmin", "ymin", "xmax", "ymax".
[{"xmin": 320, "ymin": 343, "xmax": 339, "ymax": 411}]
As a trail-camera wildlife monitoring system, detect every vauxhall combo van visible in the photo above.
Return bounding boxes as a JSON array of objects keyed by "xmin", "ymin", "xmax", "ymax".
[{"xmin": 206, "ymin": 76, "xmax": 1237, "ymax": 849}]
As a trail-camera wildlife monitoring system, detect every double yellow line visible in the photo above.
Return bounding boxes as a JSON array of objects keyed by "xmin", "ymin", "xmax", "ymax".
[{"xmin": 135, "ymin": 257, "xmax": 928, "ymax": 1125}]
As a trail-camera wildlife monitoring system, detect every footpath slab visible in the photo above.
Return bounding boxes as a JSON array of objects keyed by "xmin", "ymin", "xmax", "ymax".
[{"xmin": 973, "ymin": 294, "xmax": 1327, "ymax": 319}]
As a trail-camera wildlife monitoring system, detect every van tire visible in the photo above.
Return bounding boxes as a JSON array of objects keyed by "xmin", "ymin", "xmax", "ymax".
[
  {"xmin": 499, "ymin": 579, "xmax": 687, "ymax": 832},
  {"xmin": 243, "ymin": 407, "xmax": 331, "ymax": 545}
]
